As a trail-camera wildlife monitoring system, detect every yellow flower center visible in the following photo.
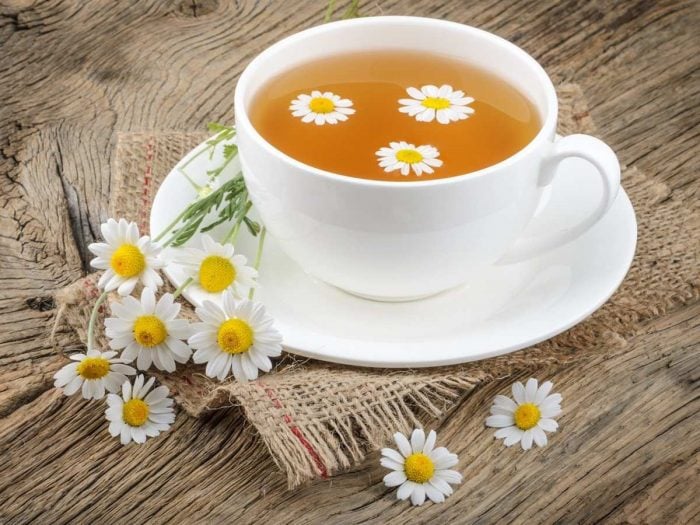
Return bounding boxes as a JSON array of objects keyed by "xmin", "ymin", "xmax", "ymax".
[
  {"xmin": 133, "ymin": 315, "xmax": 167, "ymax": 347},
  {"xmin": 514, "ymin": 403, "xmax": 541, "ymax": 430},
  {"xmin": 421, "ymin": 97, "xmax": 451, "ymax": 110},
  {"xmin": 199, "ymin": 255, "xmax": 236, "ymax": 293},
  {"xmin": 404, "ymin": 453, "xmax": 435, "ymax": 484},
  {"xmin": 217, "ymin": 318, "xmax": 254, "ymax": 354},
  {"xmin": 396, "ymin": 149, "xmax": 423, "ymax": 165},
  {"xmin": 122, "ymin": 399, "xmax": 149, "ymax": 427},
  {"xmin": 110, "ymin": 244, "xmax": 146, "ymax": 278},
  {"xmin": 309, "ymin": 97, "xmax": 335, "ymax": 114},
  {"xmin": 76, "ymin": 356, "xmax": 110, "ymax": 380}
]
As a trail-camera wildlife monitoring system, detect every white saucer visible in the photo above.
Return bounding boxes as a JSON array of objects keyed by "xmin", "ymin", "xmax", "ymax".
[{"xmin": 150, "ymin": 139, "xmax": 637, "ymax": 368}]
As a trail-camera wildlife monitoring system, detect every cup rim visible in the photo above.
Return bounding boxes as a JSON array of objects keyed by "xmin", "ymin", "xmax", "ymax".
[{"xmin": 234, "ymin": 16, "xmax": 558, "ymax": 187}]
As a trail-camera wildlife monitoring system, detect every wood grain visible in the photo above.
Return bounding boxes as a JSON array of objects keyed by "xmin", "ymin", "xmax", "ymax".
[{"xmin": 0, "ymin": 0, "xmax": 698, "ymax": 523}]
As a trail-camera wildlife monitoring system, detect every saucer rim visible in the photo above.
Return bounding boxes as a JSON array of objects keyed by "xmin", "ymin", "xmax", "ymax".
[{"xmin": 151, "ymin": 139, "xmax": 638, "ymax": 368}]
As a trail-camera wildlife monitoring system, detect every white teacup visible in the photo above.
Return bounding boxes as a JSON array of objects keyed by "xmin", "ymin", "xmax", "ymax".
[{"xmin": 234, "ymin": 16, "xmax": 620, "ymax": 301}]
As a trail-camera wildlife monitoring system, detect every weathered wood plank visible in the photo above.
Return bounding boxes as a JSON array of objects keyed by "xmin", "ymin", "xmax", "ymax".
[
  {"xmin": 0, "ymin": 303, "xmax": 697, "ymax": 524},
  {"xmin": 0, "ymin": 0, "xmax": 698, "ymax": 522}
]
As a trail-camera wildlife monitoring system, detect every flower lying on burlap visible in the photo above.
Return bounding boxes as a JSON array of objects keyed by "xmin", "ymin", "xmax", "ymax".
[
  {"xmin": 88, "ymin": 218, "xmax": 165, "ymax": 296},
  {"xmin": 381, "ymin": 428, "xmax": 462, "ymax": 506},
  {"xmin": 105, "ymin": 287, "xmax": 191, "ymax": 373},
  {"xmin": 105, "ymin": 374, "xmax": 175, "ymax": 445},
  {"xmin": 188, "ymin": 290, "xmax": 282, "ymax": 382},
  {"xmin": 172, "ymin": 234, "xmax": 257, "ymax": 298},
  {"xmin": 53, "ymin": 348, "xmax": 135, "ymax": 400},
  {"xmin": 486, "ymin": 378, "xmax": 562, "ymax": 450}
]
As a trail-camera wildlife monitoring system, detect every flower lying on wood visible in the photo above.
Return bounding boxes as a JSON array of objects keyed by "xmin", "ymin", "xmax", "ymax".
[
  {"xmin": 105, "ymin": 374, "xmax": 175, "ymax": 445},
  {"xmin": 486, "ymin": 378, "xmax": 562, "ymax": 450},
  {"xmin": 53, "ymin": 349, "xmax": 135, "ymax": 400},
  {"xmin": 89, "ymin": 218, "xmax": 165, "ymax": 296},
  {"xmin": 381, "ymin": 428, "xmax": 462, "ymax": 506},
  {"xmin": 189, "ymin": 291, "xmax": 282, "ymax": 382},
  {"xmin": 105, "ymin": 287, "xmax": 191, "ymax": 372}
]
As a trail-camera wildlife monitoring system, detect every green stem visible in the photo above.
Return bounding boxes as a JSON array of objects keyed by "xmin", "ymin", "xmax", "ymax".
[
  {"xmin": 223, "ymin": 200, "xmax": 253, "ymax": 245},
  {"xmin": 87, "ymin": 290, "xmax": 110, "ymax": 352},
  {"xmin": 172, "ymin": 277, "xmax": 193, "ymax": 299},
  {"xmin": 154, "ymin": 206, "xmax": 189, "ymax": 243},
  {"xmin": 248, "ymin": 227, "xmax": 267, "ymax": 300},
  {"xmin": 180, "ymin": 143, "xmax": 213, "ymax": 172},
  {"xmin": 324, "ymin": 0, "xmax": 336, "ymax": 22}
]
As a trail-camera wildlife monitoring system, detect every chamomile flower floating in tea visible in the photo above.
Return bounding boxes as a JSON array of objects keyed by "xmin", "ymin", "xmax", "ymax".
[
  {"xmin": 105, "ymin": 374, "xmax": 175, "ymax": 445},
  {"xmin": 105, "ymin": 287, "xmax": 191, "ymax": 373},
  {"xmin": 376, "ymin": 142, "xmax": 443, "ymax": 176},
  {"xmin": 289, "ymin": 90, "xmax": 355, "ymax": 125},
  {"xmin": 399, "ymin": 84, "xmax": 475, "ymax": 124},
  {"xmin": 53, "ymin": 349, "xmax": 135, "ymax": 400},
  {"xmin": 485, "ymin": 378, "xmax": 562, "ymax": 450},
  {"xmin": 88, "ymin": 218, "xmax": 165, "ymax": 296},
  {"xmin": 188, "ymin": 291, "xmax": 282, "ymax": 382},
  {"xmin": 381, "ymin": 429, "xmax": 462, "ymax": 506},
  {"xmin": 174, "ymin": 234, "xmax": 257, "ymax": 297}
]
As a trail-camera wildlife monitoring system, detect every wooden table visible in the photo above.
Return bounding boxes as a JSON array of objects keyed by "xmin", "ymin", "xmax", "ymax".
[{"xmin": 1, "ymin": 1, "xmax": 698, "ymax": 523}]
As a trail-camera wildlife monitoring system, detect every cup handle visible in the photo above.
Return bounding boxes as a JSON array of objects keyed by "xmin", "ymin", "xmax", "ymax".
[{"xmin": 498, "ymin": 134, "xmax": 621, "ymax": 264}]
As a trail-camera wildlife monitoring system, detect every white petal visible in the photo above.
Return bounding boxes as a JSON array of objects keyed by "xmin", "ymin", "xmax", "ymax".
[
  {"xmin": 406, "ymin": 87, "xmax": 425, "ymax": 100},
  {"xmin": 411, "ymin": 428, "xmax": 425, "ymax": 453},
  {"xmin": 435, "ymin": 469, "xmax": 462, "ymax": 484},
  {"xmin": 429, "ymin": 477, "xmax": 453, "ymax": 497},
  {"xmin": 141, "ymin": 287, "xmax": 156, "ymax": 314},
  {"xmin": 410, "ymin": 484, "xmax": 426, "ymax": 506},
  {"xmin": 493, "ymin": 395, "xmax": 517, "ymax": 411},
  {"xmin": 383, "ymin": 471, "xmax": 407, "ymax": 487},
  {"xmin": 521, "ymin": 429, "xmax": 534, "ymax": 450},
  {"xmin": 240, "ymin": 353, "xmax": 259, "ymax": 380},
  {"xmin": 425, "ymin": 483, "xmax": 445, "ymax": 503},
  {"xmin": 396, "ymin": 481, "xmax": 416, "ymax": 501},
  {"xmin": 62, "ymin": 375, "xmax": 83, "ymax": 396},
  {"xmin": 535, "ymin": 381, "xmax": 554, "ymax": 404},
  {"xmin": 117, "ymin": 277, "xmax": 138, "ymax": 297},
  {"xmin": 512, "ymin": 381, "xmax": 526, "ymax": 404},
  {"xmin": 422, "ymin": 85, "xmax": 439, "ymax": 97},
  {"xmin": 380, "ymin": 457, "xmax": 405, "ymax": 471},
  {"xmin": 532, "ymin": 426, "xmax": 548, "ymax": 447},
  {"xmin": 485, "ymin": 414, "xmax": 513, "ymax": 428},
  {"xmin": 393, "ymin": 432, "xmax": 412, "ymax": 457},
  {"xmin": 423, "ymin": 430, "xmax": 437, "ymax": 454},
  {"xmin": 381, "ymin": 448, "xmax": 405, "ymax": 465},
  {"xmin": 525, "ymin": 378, "xmax": 539, "ymax": 402},
  {"xmin": 433, "ymin": 453, "xmax": 458, "ymax": 470},
  {"xmin": 538, "ymin": 418, "xmax": 559, "ymax": 432}
]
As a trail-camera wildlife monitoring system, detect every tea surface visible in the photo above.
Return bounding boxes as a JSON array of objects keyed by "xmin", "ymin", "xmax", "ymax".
[{"xmin": 249, "ymin": 50, "xmax": 541, "ymax": 181}]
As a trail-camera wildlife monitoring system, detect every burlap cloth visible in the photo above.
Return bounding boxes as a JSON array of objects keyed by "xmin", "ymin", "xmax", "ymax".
[{"xmin": 53, "ymin": 84, "xmax": 699, "ymax": 488}]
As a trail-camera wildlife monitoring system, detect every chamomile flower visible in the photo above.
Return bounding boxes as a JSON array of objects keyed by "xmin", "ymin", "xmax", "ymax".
[
  {"xmin": 105, "ymin": 287, "xmax": 191, "ymax": 373},
  {"xmin": 376, "ymin": 141, "xmax": 443, "ymax": 176},
  {"xmin": 289, "ymin": 90, "xmax": 355, "ymax": 125},
  {"xmin": 105, "ymin": 374, "xmax": 175, "ymax": 445},
  {"xmin": 53, "ymin": 348, "xmax": 135, "ymax": 400},
  {"xmin": 399, "ymin": 84, "xmax": 475, "ymax": 124},
  {"xmin": 173, "ymin": 234, "xmax": 257, "ymax": 298},
  {"xmin": 486, "ymin": 378, "xmax": 562, "ymax": 450},
  {"xmin": 88, "ymin": 218, "xmax": 165, "ymax": 296},
  {"xmin": 188, "ymin": 291, "xmax": 282, "ymax": 382},
  {"xmin": 381, "ymin": 429, "xmax": 462, "ymax": 506}
]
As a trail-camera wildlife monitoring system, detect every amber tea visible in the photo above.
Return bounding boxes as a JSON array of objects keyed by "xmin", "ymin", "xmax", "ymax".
[{"xmin": 249, "ymin": 50, "xmax": 541, "ymax": 181}]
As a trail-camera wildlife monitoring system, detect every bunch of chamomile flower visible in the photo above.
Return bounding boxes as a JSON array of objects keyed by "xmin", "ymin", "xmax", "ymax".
[{"xmin": 54, "ymin": 217, "xmax": 282, "ymax": 445}]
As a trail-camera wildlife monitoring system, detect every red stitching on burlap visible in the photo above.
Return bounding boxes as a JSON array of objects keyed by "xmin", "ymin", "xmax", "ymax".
[
  {"xmin": 140, "ymin": 137, "xmax": 155, "ymax": 232},
  {"xmin": 257, "ymin": 382, "xmax": 329, "ymax": 479}
]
